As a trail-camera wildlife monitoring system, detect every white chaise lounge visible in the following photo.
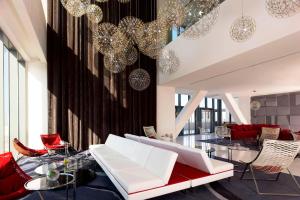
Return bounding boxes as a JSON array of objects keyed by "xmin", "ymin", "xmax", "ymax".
[
  {"xmin": 90, "ymin": 134, "xmax": 233, "ymax": 200},
  {"xmin": 90, "ymin": 134, "xmax": 189, "ymax": 200},
  {"xmin": 126, "ymin": 134, "xmax": 234, "ymax": 187}
]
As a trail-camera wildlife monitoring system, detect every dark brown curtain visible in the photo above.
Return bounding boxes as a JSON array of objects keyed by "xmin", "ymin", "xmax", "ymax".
[{"xmin": 47, "ymin": 0, "xmax": 157, "ymax": 150}]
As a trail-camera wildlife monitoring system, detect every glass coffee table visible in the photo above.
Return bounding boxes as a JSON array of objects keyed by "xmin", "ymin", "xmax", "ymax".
[
  {"xmin": 24, "ymin": 173, "xmax": 75, "ymax": 200},
  {"xmin": 195, "ymin": 145, "xmax": 216, "ymax": 158},
  {"xmin": 227, "ymin": 144, "xmax": 250, "ymax": 172}
]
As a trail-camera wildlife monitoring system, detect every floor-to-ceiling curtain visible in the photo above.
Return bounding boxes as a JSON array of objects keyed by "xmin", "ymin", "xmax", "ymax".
[{"xmin": 47, "ymin": 0, "xmax": 157, "ymax": 150}]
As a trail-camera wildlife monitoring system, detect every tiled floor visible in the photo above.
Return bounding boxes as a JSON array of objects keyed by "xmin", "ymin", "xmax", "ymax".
[{"xmin": 176, "ymin": 134, "xmax": 300, "ymax": 176}]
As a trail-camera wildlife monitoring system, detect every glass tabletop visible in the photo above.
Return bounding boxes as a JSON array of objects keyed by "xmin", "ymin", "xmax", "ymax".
[
  {"xmin": 24, "ymin": 173, "xmax": 74, "ymax": 191},
  {"xmin": 195, "ymin": 145, "xmax": 216, "ymax": 153},
  {"xmin": 228, "ymin": 145, "xmax": 249, "ymax": 151}
]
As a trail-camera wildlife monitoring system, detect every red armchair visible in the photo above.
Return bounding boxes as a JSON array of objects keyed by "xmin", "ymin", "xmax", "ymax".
[
  {"xmin": 40, "ymin": 133, "xmax": 65, "ymax": 150},
  {"xmin": 0, "ymin": 152, "xmax": 31, "ymax": 200},
  {"xmin": 13, "ymin": 138, "xmax": 48, "ymax": 157},
  {"xmin": 228, "ymin": 124, "xmax": 293, "ymax": 140}
]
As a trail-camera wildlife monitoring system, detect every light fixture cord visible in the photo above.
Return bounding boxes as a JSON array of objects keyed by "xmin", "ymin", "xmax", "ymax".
[
  {"xmin": 119, "ymin": 0, "xmax": 121, "ymax": 22},
  {"xmin": 106, "ymin": 0, "xmax": 109, "ymax": 22},
  {"xmin": 241, "ymin": 0, "xmax": 244, "ymax": 17}
]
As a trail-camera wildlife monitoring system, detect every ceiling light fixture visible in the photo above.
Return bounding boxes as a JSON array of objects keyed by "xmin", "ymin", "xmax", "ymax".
[{"xmin": 230, "ymin": 0, "xmax": 256, "ymax": 42}]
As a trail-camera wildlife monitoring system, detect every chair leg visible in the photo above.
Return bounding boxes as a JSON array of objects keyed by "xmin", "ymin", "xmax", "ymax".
[
  {"xmin": 240, "ymin": 163, "xmax": 249, "ymax": 180},
  {"xmin": 287, "ymin": 168, "xmax": 300, "ymax": 190},
  {"xmin": 275, "ymin": 172, "xmax": 281, "ymax": 181},
  {"xmin": 250, "ymin": 166, "xmax": 300, "ymax": 196}
]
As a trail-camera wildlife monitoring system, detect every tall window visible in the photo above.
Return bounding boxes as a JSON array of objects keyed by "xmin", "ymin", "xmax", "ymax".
[
  {"xmin": 0, "ymin": 30, "xmax": 26, "ymax": 154},
  {"xmin": 175, "ymin": 94, "xmax": 236, "ymax": 135}
]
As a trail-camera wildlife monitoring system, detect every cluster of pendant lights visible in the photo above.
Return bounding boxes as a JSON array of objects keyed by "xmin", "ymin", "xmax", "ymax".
[
  {"xmin": 230, "ymin": 0, "xmax": 300, "ymax": 42},
  {"xmin": 61, "ymin": 0, "xmax": 300, "ymax": 91}
]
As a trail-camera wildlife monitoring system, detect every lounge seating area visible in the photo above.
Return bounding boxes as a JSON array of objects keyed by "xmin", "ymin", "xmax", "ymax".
[
  {"xmin": 1, "ymin": 0, "xmax": 300, "ymax": 199},
  {"xmin": 90, "ymin": 134, "xmax": 233, "ymax": 199}
]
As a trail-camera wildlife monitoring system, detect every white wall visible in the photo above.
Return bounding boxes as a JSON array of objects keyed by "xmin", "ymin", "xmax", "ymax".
[
  {"xmin": 157, "ymin": 86, "xmax": 176, "ymax": 137},
  {"xmin": 159, "ymin": 0, "xmax": 300, "ymax": 86},
  {"xmin": 238, "ymin": 96, "xmax": 251, "ymax": 124},
  {"xmin": 27, "ymin": 61, "xmax": 48, "ymax": 149}
]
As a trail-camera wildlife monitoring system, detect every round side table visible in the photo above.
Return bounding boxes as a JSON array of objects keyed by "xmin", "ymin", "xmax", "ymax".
[
  {"xmin": 24, "ymin": 173, "xmax": 75, "ymax": 200},
  {"xmin": 227, "ymin": 145, "xmax": 249, "ymax": 172}
]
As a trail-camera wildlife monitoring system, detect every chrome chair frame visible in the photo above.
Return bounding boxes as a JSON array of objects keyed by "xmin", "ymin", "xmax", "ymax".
[{"xmin": 240, "ymin": 140, "xmax": 300, "ymax": 196}]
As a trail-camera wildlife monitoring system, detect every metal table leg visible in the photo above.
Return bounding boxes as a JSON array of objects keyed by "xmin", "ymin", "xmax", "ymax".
[{"xmin": 38, "ymin": 191, "xmax": 45, "ymax": 200}]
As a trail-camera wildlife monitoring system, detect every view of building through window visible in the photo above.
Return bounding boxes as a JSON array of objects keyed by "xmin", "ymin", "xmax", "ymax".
[{"xmin": 175, "ymin": 93, "xmax": 236, "ymax": 135}]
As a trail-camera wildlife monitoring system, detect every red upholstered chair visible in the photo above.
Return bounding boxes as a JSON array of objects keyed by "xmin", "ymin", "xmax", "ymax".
[
  {"xmin": 40, "ymin": 133, "xmax": 65, "ymax": 150},
  {"xmin": 0, "ymin": 152, "xmax": 31, "ymax": 200},
  {"xmin": 13, "ymin": 138, "xmax": 48, "ymax": 157}
]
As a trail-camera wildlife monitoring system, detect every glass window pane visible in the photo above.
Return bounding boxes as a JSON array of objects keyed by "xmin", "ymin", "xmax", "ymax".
[
  {"xmin": 175, "ymin": 94, "xmax": 178, "ymax": 106},
  {"xmin": 207, "ymin": 98, "xmax": 213, "ymax": 108},
  {"xmin": 0, "ymin": 41, "xmax": 3, "ymax": 153},
  {"xmin": 181, "ymin": 94, "xmax": 189, "ymax": 106},
  {"xmin": 3, "ymin": 47, "xmax": 10, "ymax": 152},
  {"xmin": 9, "ymin": 52, "xmax": 19, "ymax": 155},
  {"xmin": 222, "ymin": 100, "xmax": 226, "ymax": 110},
  {"xmin": 214, "ymin": 99, "xmax": 218, "ymax": 110},
  {"xmin": 199, "ymin": 98, "xmax": 205, "ymax": 108},
  {"xmin": 19, "ymin": 63, "xmax": 26, "ymax": 144},
  {"xmin": 172, "ymin": 27, "xmax": 178, "ymax": 41}
]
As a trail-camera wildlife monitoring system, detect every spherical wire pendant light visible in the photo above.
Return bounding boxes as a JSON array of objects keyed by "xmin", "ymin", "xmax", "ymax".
[
  {"xmin": 93, "ymin": 23, "xmax": 128, "ymax": 55},
  {"xmin": 230, "ymin": 0, "xmax": 256, "ymax": 42},
  {"xmin": 129, "ymin": 68, "xmax": 151, "ymax": 91},
  {"xmin": 158, "ymin": 49, "xmax": 180, "ymax": 74},
  {"xmin": 64, "ymin": 0, "xmax": 90, "ymax": 17},
  {"xmin": 129, "ymin": 52, "xmax": 151, "ymax": 91},
  {"xmin": 158, "ymin": 0, "xmax": 186, "ymax": 27},
  {"xmin": 86, "ymin": 4, "xmax": 103, "ymax": 24},
  {"xmin": 182, "ymin": 0, "xmax": 220, "ymax": 39},
  {"xmin": 266, "ymin": 0, "xmax": 300, "ymax": 18},
  {"xmin": 104, "ymin": 53, "xmax": 127, "ymax": 73}
]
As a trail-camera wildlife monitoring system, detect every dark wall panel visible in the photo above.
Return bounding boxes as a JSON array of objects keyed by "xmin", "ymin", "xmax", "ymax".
[{"xmin": 251, "ymin": 91, "xmax": 300, "ymax": 131}]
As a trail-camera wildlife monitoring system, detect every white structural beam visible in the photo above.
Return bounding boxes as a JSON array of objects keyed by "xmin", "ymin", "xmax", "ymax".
[
  {"xmin": 175, "ymin": 90, "xmax": 207, "ymax": 138},
  {"xmin": 221, "ymin": 93, "xmax": 248, "ymax": 124},
  {"xmin": 157, "ymin": 86, "xmax": 176, "ymax": 138}
]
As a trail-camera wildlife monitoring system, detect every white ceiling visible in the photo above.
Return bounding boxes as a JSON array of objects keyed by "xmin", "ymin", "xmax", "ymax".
[{"xmin": 159, "ymin": 0, "xmax": 300, "ymax": 97}]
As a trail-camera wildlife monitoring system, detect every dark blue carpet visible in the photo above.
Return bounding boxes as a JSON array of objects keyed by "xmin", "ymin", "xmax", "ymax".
[{"xmin": 18, "ymin": 152, "xmax": 300, "ymax": 200}]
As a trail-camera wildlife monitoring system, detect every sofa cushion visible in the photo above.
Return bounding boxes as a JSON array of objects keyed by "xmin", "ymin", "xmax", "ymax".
[
  {"xmin": 101, "ymin": 157, "xmax": 141, "ymax": 172},
  {"xmin": 113, "ymin": 167, "xmax": 164, "ymax": 194},
  {"xmin": 90, "ymin": 145, "xmax": 124, "ymax": 160},
  {"xmin": 144, "ymin": 147, "xmax": 178, "ymax": 185},
  {"xmin": 124, "ymin": 133, "xmax": 141, "ymax": 142},
  {"xmin": 260, "ymin": 127, "xmax": 280, "ymax": 142},
  {"xmin": 176, "ymin": 145, "xmax": 214, "ymax": 174},
  {"xmin": 130, "ymin": 142, "xmax": 153, "ymax": 167},
  {"xmin": 139, "ymin": 137, "xmax": 188, "ymax": 163},
  {"xmin": 210, "ymin": 159, "xmax": 234, "ymax": 174},
  {"xmin": 240, "ymin": 130, "xmax": 257, "ymax": 138},
  {"xmin": 278, "ymin": 129, "xmax": 294, "ymax": 140},
  {"xmin": 105, "ymin": 134, "xmax": 137, "ymax": 159}
]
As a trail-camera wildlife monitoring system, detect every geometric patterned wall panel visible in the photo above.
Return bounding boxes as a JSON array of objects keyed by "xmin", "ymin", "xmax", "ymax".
[{"xmin": 251, "ymin": 91, "xmax": 300, "ymax": 131}]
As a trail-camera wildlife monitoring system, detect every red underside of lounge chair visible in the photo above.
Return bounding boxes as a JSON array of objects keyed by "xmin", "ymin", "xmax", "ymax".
[
  {"xmin": 173, "ymin": 162, "xmax": 211, "ymax": 179},
  {"xmin": 129, "ymin": 162, "xmax": 215, "ymax": 195}
]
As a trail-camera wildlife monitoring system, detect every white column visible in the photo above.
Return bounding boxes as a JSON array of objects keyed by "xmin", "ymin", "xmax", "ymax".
[
  {"xmin": 175, "ymin": 90, "xmax": 207, "ymax": 138},
  {"xmin": 221, "ymin": 93, "xmax": 248, "ymax": 124},
  {"xmin": 157, "ymin": 86, "xmax": 176, "ymax": 138},
  {"xmin": 27, "ymin": 61, "xmax": 48, "ymax": 149}
]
